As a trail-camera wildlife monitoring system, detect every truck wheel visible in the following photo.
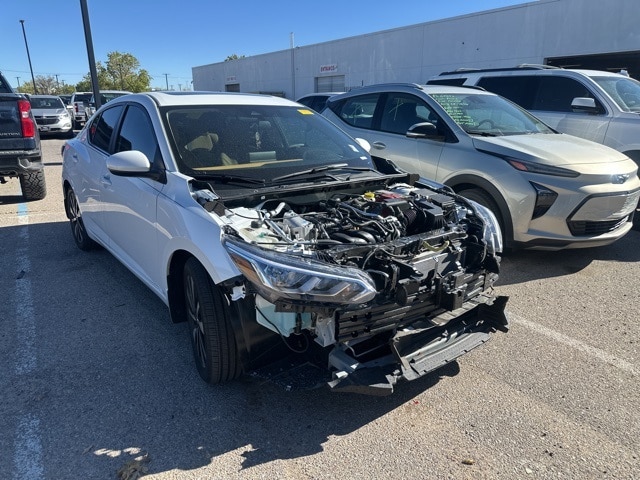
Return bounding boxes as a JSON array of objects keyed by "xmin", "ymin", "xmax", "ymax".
[
  {"xmin": 19, "ymin": 171, "xmax": 47, "ymax": 201},
  {"xmin": 65, "ymin": 188, "xmax": 96, "ymax": 251},
  {"xmin": 183, "ymin": 257, "xmax": 242, "ymax": 384}
]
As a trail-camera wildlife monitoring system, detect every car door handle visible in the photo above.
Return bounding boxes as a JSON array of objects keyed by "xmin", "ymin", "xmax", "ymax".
[
  {"xmin": 372, "ymin": 141, "xmax": 386, "ymax": 150},
  {"xmin": 101, "ymin": 174, "xmax": 112, "ymax": 187}
]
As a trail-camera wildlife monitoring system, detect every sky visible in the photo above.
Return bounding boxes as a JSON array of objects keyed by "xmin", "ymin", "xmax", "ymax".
[{"xmin": 1, "ymin": 0, "xmax": 531, "ymax": 91}]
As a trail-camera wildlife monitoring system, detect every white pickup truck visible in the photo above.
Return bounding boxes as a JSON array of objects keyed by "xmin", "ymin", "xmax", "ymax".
[{"xmin": 69, "ymin": 91, "xmax": 92, "ymax": 130}]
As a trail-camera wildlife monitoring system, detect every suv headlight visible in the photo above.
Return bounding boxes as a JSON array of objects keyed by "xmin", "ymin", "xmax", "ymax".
[
  {"xmin": 223, "ymin": 237, "xmax": 377, "ymax": 305},
  {"xmin": 467, "ymin": 200, "xmax": 503, "ymax": 254}
]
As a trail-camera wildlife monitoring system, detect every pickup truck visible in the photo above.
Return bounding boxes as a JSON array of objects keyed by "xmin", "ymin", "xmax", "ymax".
[
  {"xmin": 70, "ymin": 91, "xmax": 92, "ymax": 130},
  {"xmin": 84, "ymin": 90, "xmax": 132, "ymax": 119},
  {"xmin": 0, "ymin": 71, "xmax": 46, "ymax": 200}
]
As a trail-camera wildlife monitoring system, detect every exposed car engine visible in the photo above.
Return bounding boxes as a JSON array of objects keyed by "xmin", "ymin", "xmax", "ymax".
[{"xmin": 197, "ymin": 179, "xmax": 507, "ymax": 394}]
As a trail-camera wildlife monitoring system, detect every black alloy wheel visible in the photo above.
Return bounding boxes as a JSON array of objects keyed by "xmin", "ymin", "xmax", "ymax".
[
  {"xmin": 65, "ymin": 188, "xmax": 96, "ymax": 251},
  {"xmin": 183, "ymin": 257, "xmax": 242, "ymax": 384}
]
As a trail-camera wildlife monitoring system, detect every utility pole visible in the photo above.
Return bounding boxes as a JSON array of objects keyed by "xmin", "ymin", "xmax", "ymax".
[
  {"xmin": 19, "ymin": 20, "xmax": 37, "ymax": 94},
  {"xmin": 163, "ymin": 73, "xmax": 169, "ymax": 90},
  {"xmin": 16, "ymin": 77, "xmax": 21, "ymax": 88}
]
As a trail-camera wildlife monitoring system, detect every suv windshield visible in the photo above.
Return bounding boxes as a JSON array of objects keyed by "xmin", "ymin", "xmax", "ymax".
[
  {"xmin": 430, "ymin": 92, "xmax": 554, "ymax": 136},
  {"xmin": 163, "ymin": 105, "xmax": 374, "ymax": 182},
  {"xmin": 591, "ymin": 75, "xmax": 640, "ymax": 112},
  {"xmin": 31, "ymin": 97, "xmax": 65, "ymax": 109}
]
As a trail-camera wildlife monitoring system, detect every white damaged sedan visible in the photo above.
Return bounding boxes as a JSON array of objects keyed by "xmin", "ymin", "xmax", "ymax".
[{"xmin": 62, "ymin": 92, "xmax": 508, "ymax": 395}]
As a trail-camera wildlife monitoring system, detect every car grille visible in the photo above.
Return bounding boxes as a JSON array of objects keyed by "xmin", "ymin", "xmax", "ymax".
[
  {"xmin": 34, "ymin": 117, "xmax": 57, "ymax": 125},
  {"xmin": 567, "ymin": 216, "xmax": 629, "ymax": 236}
]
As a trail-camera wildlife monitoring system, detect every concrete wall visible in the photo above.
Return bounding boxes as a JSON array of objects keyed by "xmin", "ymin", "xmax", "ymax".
[{"xmin": 192, "ymin": 0, "xmax": 640, "ymax": 99}]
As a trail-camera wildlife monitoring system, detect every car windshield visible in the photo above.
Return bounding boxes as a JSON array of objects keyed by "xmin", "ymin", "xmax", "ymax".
[
  {"xmin": 590, "ymin": 75, "xmax": 640, "ymax": 112},
  {"xmin": 162, "ymin": 104, "xmax": 374, "ymax": 183},
  {"xmin": 31, "ymin": 97, "xmax": 64, "ymax": 109},
  {"xmin": 430, "ymin": 92, "xmax": 554, "ymax": 136}
]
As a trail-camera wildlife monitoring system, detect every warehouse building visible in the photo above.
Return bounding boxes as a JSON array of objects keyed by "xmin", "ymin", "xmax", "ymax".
[{"xmin": 192, "ymin": 0, "xmax": 640, "ymax": 100}]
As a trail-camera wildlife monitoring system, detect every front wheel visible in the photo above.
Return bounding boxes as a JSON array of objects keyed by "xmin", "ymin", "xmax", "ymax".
[
  {"xmin": 65, "ymin": 188, "xmax": 96, "ymax": 251},
  {"xmin": 183, "ymin": 258, "xmax": 242, "ymax": 384},
  {"xmin": 458, "ymin": 187, "xmax": 507, "ymax": 244}
]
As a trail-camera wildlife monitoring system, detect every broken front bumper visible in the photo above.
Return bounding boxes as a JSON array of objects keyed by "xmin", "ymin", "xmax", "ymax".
[{"xmin": 328, "ymin": 295, "xmax": 509, "ymax": 396}]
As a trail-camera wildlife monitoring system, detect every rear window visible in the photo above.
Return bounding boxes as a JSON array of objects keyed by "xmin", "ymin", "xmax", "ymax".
[{"xmin": 0, "ymin": 74, "xmax": 14, "ymax": 94}]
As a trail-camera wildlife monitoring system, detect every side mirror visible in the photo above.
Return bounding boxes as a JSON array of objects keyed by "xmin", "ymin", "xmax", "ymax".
[
  {"xmin": 571, "ymin": 97, "xmax": 599, "ymax": 114},
  {"xmin": 107, "ymin": 150, "xmax": 151, "ymax": 175},
  {"xmin": 406, "ymin": 122, "xmax": 440, "ymax": 138},
  {"xmin": 107, "ymin": 150, "xmax": 166, "ymax": 183}
]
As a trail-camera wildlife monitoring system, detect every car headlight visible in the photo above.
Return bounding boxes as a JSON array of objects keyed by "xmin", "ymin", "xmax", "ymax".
[
  {"xmin": 467, "ymin": 200, "xmax": 503, "ymax": 254},
  {"xmin": 505, "ymin": 158, "xmax": 579, "ymax": 177},
  {"xmin": 223, "ymin": 237, "xmax": 377, "ymax": 305}
]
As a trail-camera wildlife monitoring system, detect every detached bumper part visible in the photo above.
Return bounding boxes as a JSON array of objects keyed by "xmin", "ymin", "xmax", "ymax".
[{"xmin": 328, "ymin": 296, "xmax": 509, "ymax": 395}]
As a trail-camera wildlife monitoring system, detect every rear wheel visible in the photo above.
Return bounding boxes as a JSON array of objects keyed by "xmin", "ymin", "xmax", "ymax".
[
  {"xmin": 19, "ymin": 171, "xmax": 47, "ymax": 201},
  {"xmin": 183, "ymin": 257, "xmax": 242, "ymax": 384}
]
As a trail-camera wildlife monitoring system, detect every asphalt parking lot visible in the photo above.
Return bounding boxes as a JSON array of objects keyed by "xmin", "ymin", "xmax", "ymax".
[{"xmin": 1, "ymin": 137, "xmax": 638, "ymax": 479}]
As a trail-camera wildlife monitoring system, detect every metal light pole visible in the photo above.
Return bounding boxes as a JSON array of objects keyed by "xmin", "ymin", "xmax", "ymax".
[
  {"xmin": 80, "ymin": 0, "xmax": 102, "ymax": 110},
  {"xmin": 16, "ymin": 77, "xmax": 21, "ymax": 88},
  {"xmin": 19, "ymin": 20, "xmax": 37, "ymax": 94},
  {"xmin": 163, "ymin": 73, "xmax": 169, "ymax": 90}
]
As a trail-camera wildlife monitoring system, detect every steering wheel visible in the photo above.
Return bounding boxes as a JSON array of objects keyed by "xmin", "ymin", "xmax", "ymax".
[{"xmin": 477, "ymin": 119, "xmax": 496, "ymax": 130}]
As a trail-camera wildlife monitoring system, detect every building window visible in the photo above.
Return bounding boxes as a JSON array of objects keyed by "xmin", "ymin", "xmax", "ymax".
[{"xmin": 316, "ymin": 75, "xmax": 345, "ymax": 93}]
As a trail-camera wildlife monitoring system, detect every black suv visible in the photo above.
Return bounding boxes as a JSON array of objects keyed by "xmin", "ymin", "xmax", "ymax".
[{"xmin": 0, "ymin": 71, "xmax": 46, "ymax": 200}]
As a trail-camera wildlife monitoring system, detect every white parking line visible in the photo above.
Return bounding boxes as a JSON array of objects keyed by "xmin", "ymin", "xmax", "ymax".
[
  {"xmin": 512, "ymin": 314, "xmax": 638, "ymax": 377},
  {"xmin": 15, "ymin": 226, "xmax": 36, "ymax": 375},
  {"xmin": 14, "ymin": 414, "xmax": 44, "ymax": 480},
  {"xmin": 13, "ymin": 209, "xmax": 44, "ymax": 480}
]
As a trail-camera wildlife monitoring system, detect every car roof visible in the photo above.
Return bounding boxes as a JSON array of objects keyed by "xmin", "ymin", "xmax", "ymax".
[
  {"xmin": 329, "ymin": 83, "xmax": 494, "ymax": 99},
  {"xmin": 435, "ymin": 67, "xmax": 629, "ymax": 79},
  {"xmin": 110, "ymin": 91, "xmax": 303, "ymax": 108}
]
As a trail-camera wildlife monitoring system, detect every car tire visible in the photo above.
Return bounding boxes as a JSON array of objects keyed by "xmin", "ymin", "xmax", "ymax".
[
  {"xmin": 65, "ymin": 188, "xmax": 97, "ymax": 251},
  {"xmin": 183, "ymin": 257, "xmax": 242, "ymax": 384},
  {"xmin": 458, "ymin": 187, "xmax": 506, "ymax": 242},
  {"xmin": 19, "ymin": 171, "xmax": 47, "ymax": 201}
]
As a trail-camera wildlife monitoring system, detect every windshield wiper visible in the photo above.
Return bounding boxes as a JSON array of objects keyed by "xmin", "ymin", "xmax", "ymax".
[
  {"xmin": 191, "ymin": 172, "xmax": 266, "ymax": 186},
  {"xmin": 466, "ymin": 130, "xmax": 499, "ymax": 137},
  {"xmin": 271, "ymin": 163, "xmax": 378, "ymax": 182}
]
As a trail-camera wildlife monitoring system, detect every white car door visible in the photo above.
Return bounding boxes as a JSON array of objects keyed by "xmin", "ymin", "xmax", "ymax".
[
  {"xmin": 76, "ymin": 105, "xmax": 125, "ymax": 246},
  {"xmin": 100, "ymin": 103, "xmax": 164, "ymax": 292}
]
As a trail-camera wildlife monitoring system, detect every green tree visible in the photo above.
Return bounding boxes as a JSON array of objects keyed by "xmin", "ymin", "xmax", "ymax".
[
  {"xmin": 225, "ymin": 54, "xmax": 245, "ymax": 61},
  {"xmin": 17, "ymin": 75, "xmax": 56, "ymax": 94},
  {"xmin": 75, "ymin": 51, "xmax": 151, "ymax": 93}
]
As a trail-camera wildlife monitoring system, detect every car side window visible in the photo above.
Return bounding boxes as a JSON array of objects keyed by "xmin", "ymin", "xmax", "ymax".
[
  {"xmin": 531, "ymin": 77, "xmax": 597, "ymax": 113},
  {"xmin": 380, "ymin": 93, "xmax": 436, "ymax": 134},
  {"xmin": 337, "ymin": 94, "xmax": 378, "ymax": 129},
  {"xmin": 477, "ymin": 76, "xmax": 538, "ymax": 109},
  {"xmin": 115, "ymin": 104, "xmax": 161, "ymax": 164},
  {"xmin": 88, "ymin": 105, "xmax": 124, "ymax": 152}
]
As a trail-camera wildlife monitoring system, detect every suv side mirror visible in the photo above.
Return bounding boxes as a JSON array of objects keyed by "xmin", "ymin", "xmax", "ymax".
[
  {"xmin": 571, "ymin": 97, "xmax": 600, "ymax": 114},
  {"xmin": 406, "ymin": 122, "xmax": 441, "ymax": 139}
]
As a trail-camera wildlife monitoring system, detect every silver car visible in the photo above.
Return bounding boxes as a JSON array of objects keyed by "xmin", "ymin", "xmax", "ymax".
[
  {"xmin": 321, "ymin": 83, "xmax": 640, "ymax": 250},
  {"xmin": 29, "ymin": 95, "xmax": 73, "ymax": 137}
]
